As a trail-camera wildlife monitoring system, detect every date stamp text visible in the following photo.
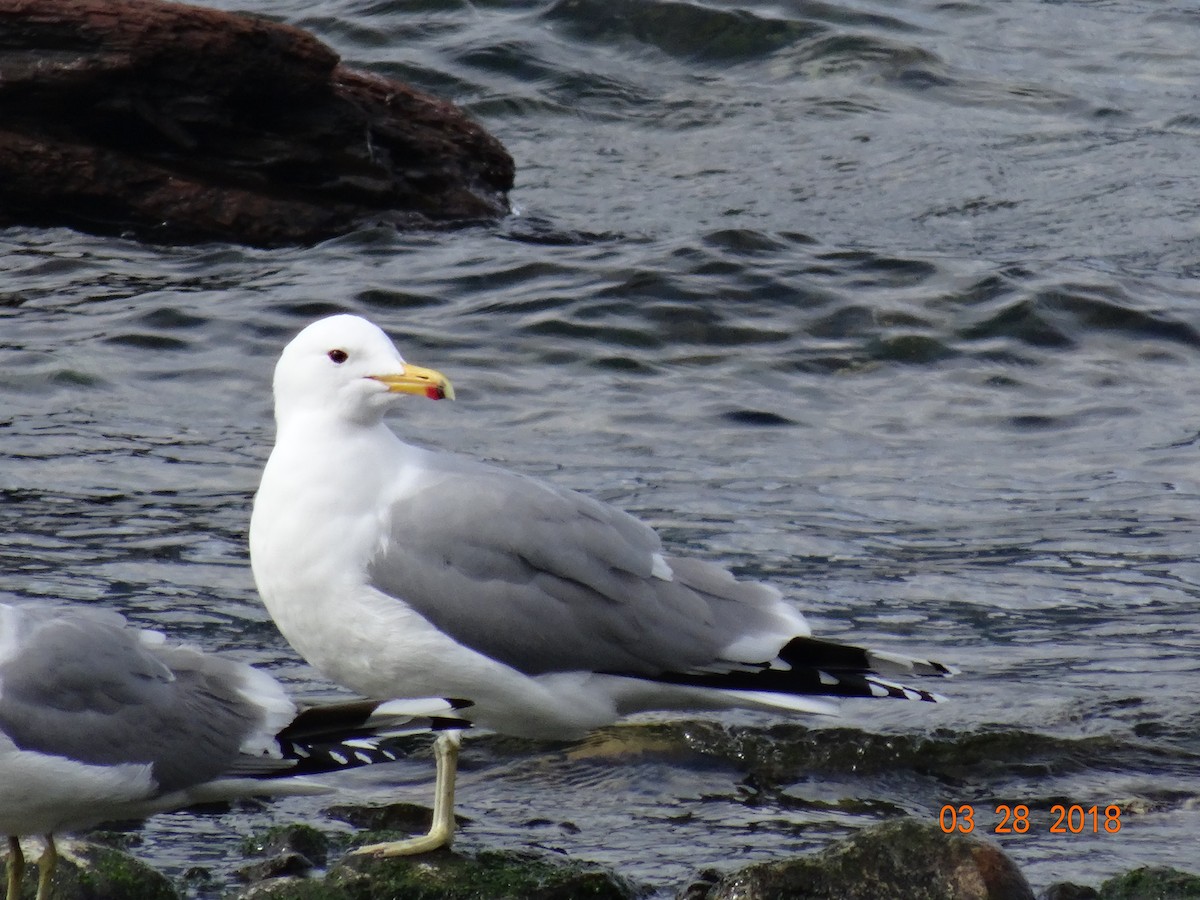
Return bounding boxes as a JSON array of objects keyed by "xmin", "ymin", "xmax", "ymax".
[{"xmin": 939, "ymin": 804, "xmax": 1122, "ymax": 835}]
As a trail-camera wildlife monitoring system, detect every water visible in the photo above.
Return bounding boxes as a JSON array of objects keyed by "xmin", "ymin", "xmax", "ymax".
[{"xmin": 2, "ymin": 0, "xmax": 1200, "ymax": 894}]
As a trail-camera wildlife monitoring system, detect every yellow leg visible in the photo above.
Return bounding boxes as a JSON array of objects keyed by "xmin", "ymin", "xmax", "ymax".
[
  {"xmin": 6, "ymin": 837, "xmax": 24, "ymax": 900},
  {"xmin": 353, "ymin": 730, "xmax": 461, "ymax": 857},
  {"xmin": 34, "ymin": 837, "xmax": 55, "ymax": 900}
]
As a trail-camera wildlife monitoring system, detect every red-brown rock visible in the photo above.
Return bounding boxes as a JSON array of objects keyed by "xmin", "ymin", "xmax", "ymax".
[
  {"xmin": 688, "ymin": 819, "xmax": 1036, "ymax": 900},
  {"xmin": 0, "ymin": 0, "xmax": 514, "ymax": 245}
]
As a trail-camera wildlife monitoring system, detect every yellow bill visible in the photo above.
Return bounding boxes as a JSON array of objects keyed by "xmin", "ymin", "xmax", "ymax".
[{"xmin": 370, "ymin": 364, "xmax": 455, "ymax": 401}]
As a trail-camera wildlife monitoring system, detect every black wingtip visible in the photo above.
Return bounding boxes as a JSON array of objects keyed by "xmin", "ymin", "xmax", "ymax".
[
  {"xmin": 272, "ymin": 737, "xmax": 407, "ymax": 777},
  {"xmin": 780, "ymin": 636, "xmax": 955, "ymax": 680},
  {"xmin": 637, "ymin": 634, "xmax": 954, "ymax": 705}
]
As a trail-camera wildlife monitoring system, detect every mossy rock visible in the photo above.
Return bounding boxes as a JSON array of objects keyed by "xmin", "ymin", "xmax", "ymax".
[
  {"xmin": 1098, "ymin": 867, "xmax": 1200, "ymax": 899},
  {"xmin": 690, "ymin": 818, "xmax": 1034, "ymax": 900},
  {"xmin": 237, "ymin": 822, "xmax": 334, "ymax": 882},
  {"xmin": 241, "ymin": 824, "xmax": 331, "ymax": 865},
  {"xmin": 4, "ymin": 839, "xmax": 178, "ymax": 900},
  {"xmin": 237, "ymin": 847, "xmax": 640, "ymax": 900}
]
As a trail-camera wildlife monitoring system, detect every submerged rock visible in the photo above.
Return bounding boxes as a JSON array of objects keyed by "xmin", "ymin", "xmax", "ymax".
[
  {"xmin": 687, "ymin": 818, "xmax": 1035, "ymax": 900},
  {"xmin": 0, "ymin": 0, "xmax": 513, "ymax": 246},
  {"xmin": 237, "ymin": 846, "xmax": 640, "ymax": 900}
]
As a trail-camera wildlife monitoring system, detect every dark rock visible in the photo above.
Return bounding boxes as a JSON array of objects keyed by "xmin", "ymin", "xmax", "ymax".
[
  {"xmin": 688, "ymin": 818, "xmax": 1035, "ymax": 900},
  {"xmin": 1098, "ymin": 867, "xmax": 1200, "ymax": 899},
  {"xmin": 180, "ymin": 866, "xmax": 219, "ymax": 893},
  {"xmin": 240, "ymin": 823, "xmax": 332, "ymax": 868},
  {"xmin": 4, "ymin": 838, "xmax": 179, "ymax": 900},
  {"xmin": 1040, "ymin": 884, "xmax": 1099, "ymax": 900},
  {"xmin": 236, "ymin": 847, "xmax": 640, "ymax": 900},
  {"xmin": 236, "ymin": 851, "xmax": 317, "ymax": 884},
  {"xmin": 0, "ymin": 0, "xmax": 513, "ymax": 245},
  {"xmin": 236, "ymin": 824, "xmax": 332, "ymax": 885},
  {"xmin": 679, "ymin": 869, "xmax": 723, "ymax": 900},
  {"xmin": 325, "ymin": 801, "xmax": 470, "ymax": 834}
]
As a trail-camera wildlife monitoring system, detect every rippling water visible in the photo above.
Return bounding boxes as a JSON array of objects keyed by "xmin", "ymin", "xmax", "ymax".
[{"xmin": 3, "ymin": 0, "xmax": 1200, "ymax": 895}]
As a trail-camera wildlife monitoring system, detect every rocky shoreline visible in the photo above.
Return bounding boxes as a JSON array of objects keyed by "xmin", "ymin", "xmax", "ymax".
[
  {"xmin": 10, "ymin": 817, "xmax": 1198, "ymax": 900},
  {"xmin": 7, "ymin": 718, "xmax": 1193, "ymax": 899}
]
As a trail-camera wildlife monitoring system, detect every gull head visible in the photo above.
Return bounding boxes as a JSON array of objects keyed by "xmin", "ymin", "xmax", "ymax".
[{"xmin": 272, "ymin": 314, "xmax": 454, "ymax": 427}]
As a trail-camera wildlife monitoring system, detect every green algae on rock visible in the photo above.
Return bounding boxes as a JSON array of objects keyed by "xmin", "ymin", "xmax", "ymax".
[
  {"xmin": 237, "ymin": 847, "xmax": 640, "ymax": 900},
  {"xmin": 1097, "ymin": 867, "xmax": 1200, "ymax": 900},
  {"xmin": 3, "ymin": 839, "xmax": 179, "ymax": 900}
]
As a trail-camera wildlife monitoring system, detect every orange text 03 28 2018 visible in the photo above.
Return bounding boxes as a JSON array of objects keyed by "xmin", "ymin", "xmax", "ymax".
[{"xmin": 938, "ymin": 804, "xmax": 1122, "ymax": 835}]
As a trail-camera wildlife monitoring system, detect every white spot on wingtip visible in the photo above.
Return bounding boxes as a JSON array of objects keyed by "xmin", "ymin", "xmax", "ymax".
[
  {"xmin": 651, "ymin": 554, "xmax": 674, "ymax": 581},
  {"xmin": 818, "ymin": 671, "xmax": 839, "ymax": 686}
]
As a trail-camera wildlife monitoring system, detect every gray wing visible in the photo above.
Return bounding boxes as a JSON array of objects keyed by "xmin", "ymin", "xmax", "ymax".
[
  {"xmin": 369, "ymin": 454, "xmax": 795, "ymax": 677},
  {"xmin": 0, "ymin": 605, "xmax": 277, "ymax": 794}
]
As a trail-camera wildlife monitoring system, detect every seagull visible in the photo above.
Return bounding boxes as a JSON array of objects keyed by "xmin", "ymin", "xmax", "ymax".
[
  {"xmin": 0, "ymin": 601, "xmax": 468, "ymax": 900},
  {"xmin": 250, "ymin": 313, "xmax": 954, "ymax": 857}
]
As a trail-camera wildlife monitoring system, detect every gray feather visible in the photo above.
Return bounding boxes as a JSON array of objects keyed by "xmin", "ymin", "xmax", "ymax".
[
  {"xmin": 0, "ymin": 607, "xmax": 267, "ymax": 794},
  {"xmin": 368, "ymin": 453, "xmax": 796, "ymax": 677}
]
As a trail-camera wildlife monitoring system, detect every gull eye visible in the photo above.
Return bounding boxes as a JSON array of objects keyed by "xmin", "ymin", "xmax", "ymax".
[{"xmin": 328, "ymin": 349, "xmax": 349, "ymax": 364}]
